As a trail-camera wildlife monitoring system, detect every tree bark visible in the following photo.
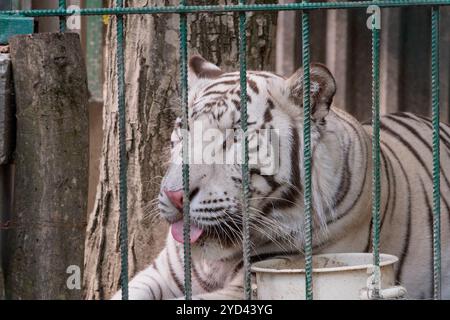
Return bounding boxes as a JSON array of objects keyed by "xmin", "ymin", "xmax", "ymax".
[
  {"xmin": 83, "ymin": 0, "xmax": 277, "ymax": 300},
  {"xmin": 0, "ymin": 54, "xmax": 13, "ymax": 165},
  {"xmin": 0, "ymin": 53, "xmax": 13, "ymax": 300},
  {"xmin": 5, "ymin": 33, "xmax": 89, "ymax": 299}
]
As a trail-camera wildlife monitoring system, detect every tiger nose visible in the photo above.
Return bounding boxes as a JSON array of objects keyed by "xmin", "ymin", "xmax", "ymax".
[{"xmin": 164, "ymin": 189, "xmax": 183, "ymax": 211}]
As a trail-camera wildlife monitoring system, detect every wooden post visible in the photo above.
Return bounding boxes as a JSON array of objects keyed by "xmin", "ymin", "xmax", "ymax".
[
  {"xmin": 0, "ymin": 53, "xmax": 13, "ymax": 301},
  {"xmin": 5, "ymin": 33, "xmax": 88, "ymax": 299},
  {"xmin": 0, "ymin": 54, "xmax": 13, "ymax": 165}
]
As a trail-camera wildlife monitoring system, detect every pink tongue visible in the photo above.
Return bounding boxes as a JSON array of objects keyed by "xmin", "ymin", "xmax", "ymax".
[{"xmin": 171, "ymin": 221, "xmax": 204, "ymax": 244}]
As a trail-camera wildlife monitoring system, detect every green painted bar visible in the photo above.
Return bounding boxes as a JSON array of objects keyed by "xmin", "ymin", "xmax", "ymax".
[
  {"xmin": 2, "ymin": 1, "xmax": 450, "ymax": 17},
  {"xmin": 431, "ymin": 5, "xmax": 441, "ymax": 300},
  {"xmin": 370, "ymin": 18, "xmax": 381, "ymax": 299},
  {"xmin": 0, "ymin": 15, "xmax": 34, "ymax": 45},
  {"xmin": 179, "ymin": 0, "xmax": 192, "ymax": 301},
  {"xmin": 59, "ymin": 0, "xmax": 66, "ymax": 32},
  {"xmin": 301, "ymin": 1, "xmax": 313, "ymax": 301},
  {"xmin": 238, "ymin": 0, "xmax": 252, "ymax": 301},
  {"xmin": 115, "ymin": 0, "xmax": 129, "ymax": 300}
]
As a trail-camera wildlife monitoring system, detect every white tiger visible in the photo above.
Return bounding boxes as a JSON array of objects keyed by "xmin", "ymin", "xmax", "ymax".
[{"xmin": 112, "ymin": 55, "xmax": 450, "ymax": 300}]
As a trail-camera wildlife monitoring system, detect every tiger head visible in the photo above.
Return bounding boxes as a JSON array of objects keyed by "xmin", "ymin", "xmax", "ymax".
[{"xmin": 158, "ymin": 55, "xmax": 336, "ymax": 256}]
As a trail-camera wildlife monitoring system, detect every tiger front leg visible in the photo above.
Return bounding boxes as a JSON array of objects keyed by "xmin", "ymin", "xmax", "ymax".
[
  {"xmin": 175, "ymin": 274, "xmax": 245, "ymax": 300},
  {"xmin": 189, "ymin": 285, "xmax": 245, "ymax": 300},
  {"xmin": 111, "ymin": 246, "xmax": 185, "ymax": 300}
]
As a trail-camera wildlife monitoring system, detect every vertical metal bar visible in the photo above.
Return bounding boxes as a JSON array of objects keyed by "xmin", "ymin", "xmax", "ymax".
[
  {"xmin": 179, "ymin": 0, "xmax": 192, "ymax": 301},
  {"xmin": 302, "ymin": 0, "xmax": 313, "ymax": 301},
  {"xmin": 116, "ymin": 0, "xmax": 128, "ymax": 300},
  {"xmin": 59, "ymin": 0, "xmax": 66, "ymax": 32},
  {"xmin": 431, "ymin": 5, "xmax": 441, "ymax": 300},
  {"xmin": 238, "ymin": 0, "xmax": 252, "ymax": 301},
  {"xmin": 370, "ymin": 3, "xmax": 381, "ymax": 299}
]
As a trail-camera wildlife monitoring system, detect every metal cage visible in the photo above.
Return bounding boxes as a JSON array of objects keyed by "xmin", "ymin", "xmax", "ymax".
[{"xmin": 0, "ymin": 0, "xmax": 446, "ymax": 300}]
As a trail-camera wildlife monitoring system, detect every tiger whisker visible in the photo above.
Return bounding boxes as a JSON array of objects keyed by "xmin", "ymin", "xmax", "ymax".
[
  {"xmin": 248, "ymin": 207, "xmax": 302, "ymax": 253},
  {"xmin": 248, "ymin": 196, "xmax": 301, "ymax": 208}
]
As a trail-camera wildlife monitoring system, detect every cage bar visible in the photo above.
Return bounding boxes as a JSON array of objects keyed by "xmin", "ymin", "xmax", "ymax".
[
  {"xmin": 301, "ymin": 1, "xmax": 313, "ymax": 301},
  {"xmin": 4, "ymin": 1, "xmax": 450, "ymax": 17},
  {"xmin": 370, "ymin": 3, "xmax": 381, "ymax": 299},
  {"xmin": 115, "ymin": 0, "xmax": 129, "ymax": 300},
  {"xmin": 239, "ymin": 0, "xmax": 252, "ymax": 300},
  {"xmin": 238, "ymin": 0, "xmax": 252, "ymax": 301},
  {"xmin": 431, "ymin": 5, "xmax": 441, "ymax": 300},
  {"xmin": 59, "ymin": 0, "xmax": 66, "ymax": 32},
  {"xmin": 1, "ymin": 0, "xmax": 448, "ymax": 302},
  {"xmin": 179, "ymin": 0, "xmax": 193, "ymax": 301}
]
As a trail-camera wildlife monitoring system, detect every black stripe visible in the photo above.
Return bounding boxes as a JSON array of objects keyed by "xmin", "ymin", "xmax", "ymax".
[
  {"xmin": 327, "ymin": 113, "xmax": 369, "ymax": 223},
  {"xmin": 418, "ymin": 176, "xmax": 434, "ymax": 298},
  {"xmin": 381, "ymin": 117, "xmax": 450, "ymax": 218},
  {"xmin": 260, "ymin": 127, "xmax": 301, "ymax": 216},
  {"xmin": 231, "ymin": 99, "xmax": 240, "ymax": 110},
  {"xmin": 399, "ymin": 112, "xmax": 450, "ymax": 160},
  {"xmin": 332, "ymin": 126, "xmax": 352, "ymax": 208},
  {"xmin": 384, "ymin": 144, "xmax": 397, "ymax": 227},
  {"xmin": 235, "ymin": 91, "xmax": 252, "ymax": 104},
  {"xmin": 390, "ymin": 113, "xmax": 450, "ymax": 161},
  {"xmin": 167, "ymin": 255, "xmax": 184, "ymax": 293},
  {"xmin": 380, "ymin": 148, "xmax": 391, "ymax": 231},
  {"xmin": 155, "ymin": 278, "xmax": 163, "ymax": 300},
  {"xmin": 279, "ymin": 126, "xmax": 302, "ymax": 207},
  {"xmin": 364, "ymin": 148, "xmax": 390, "ymax": 253},
  {"xmin": 261, "ymin": 174, "xmax": 281, "ymax": 190},
  {"xmin": 168, "ymin": 248, "xmax": 184, "ymax": 294},
  {"xmin": 189, "ymin": 187, "xmax": 199, "ymax": 201},
  {"xmin": 148, "ymin": 284, "xmax": 156, "ymax": 299},
  {"xmin": 231, "ymin": 176, "xmax": 242, "ymax": 184},
  {"xmin": 264, "ymin": 107, "xmax": 273, "ymax": 123},
  {"xmin": 146, "ymin": 273, "xmax": 164, "ymax": 299},
  {"xmin": 384, "ymin": 115, "xmax": 450, "ymax": 190},
  {"xmin": 364, "ymin": 218, "xmax": 373, "ymax": 253},
  {"xmin": 247, "ymin": 79, "xmax": 259, "ymax": 94},
  {"xmin": 267, "ymin": 98, "xmax": 275, "ymax": 109},
  {"xmin": 192, "ymin": 262, "xmax": 214, "ymax": 293},
  {"xmin": 381, "ymin": 142, "xmax": 411, "ymax": 283},
  {"xmin": 193, "ymin": 206, "xmax": 228, "ymax": 213},
  {"xmin": 413, "ymin": 113, "xmax": 450, "ymax": 138},
  {"xmin": 203, "ymin": 79, "xmax": 237, "ymax": 92},
  {"xmin": 201, "ymin": 90, "xmax": 228, "ymax": 97}
]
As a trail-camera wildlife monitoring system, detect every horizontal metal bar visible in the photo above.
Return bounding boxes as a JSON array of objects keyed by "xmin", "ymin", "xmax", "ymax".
[{"xmin": 1, "ymin": 1, "xmax": 450, "ymax": 17}]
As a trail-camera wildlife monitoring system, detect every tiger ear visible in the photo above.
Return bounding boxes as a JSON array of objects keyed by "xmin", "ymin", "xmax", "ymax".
[
  {"xmin": 188, "ymin": 55, "xmax": 223, "ymax": 88},
  {"xmin": 286, "ymin": 63, "xmax": 336, "ymax": 121}
]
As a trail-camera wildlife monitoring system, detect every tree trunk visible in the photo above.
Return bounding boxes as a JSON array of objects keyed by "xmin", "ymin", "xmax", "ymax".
[
  {"xmin": 5, "ymin": 33, "xmax": 89, "ymax": 299},
  {"xmin": 83, "ymin": 0, "xmax": 277, "ymax": 300}
]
